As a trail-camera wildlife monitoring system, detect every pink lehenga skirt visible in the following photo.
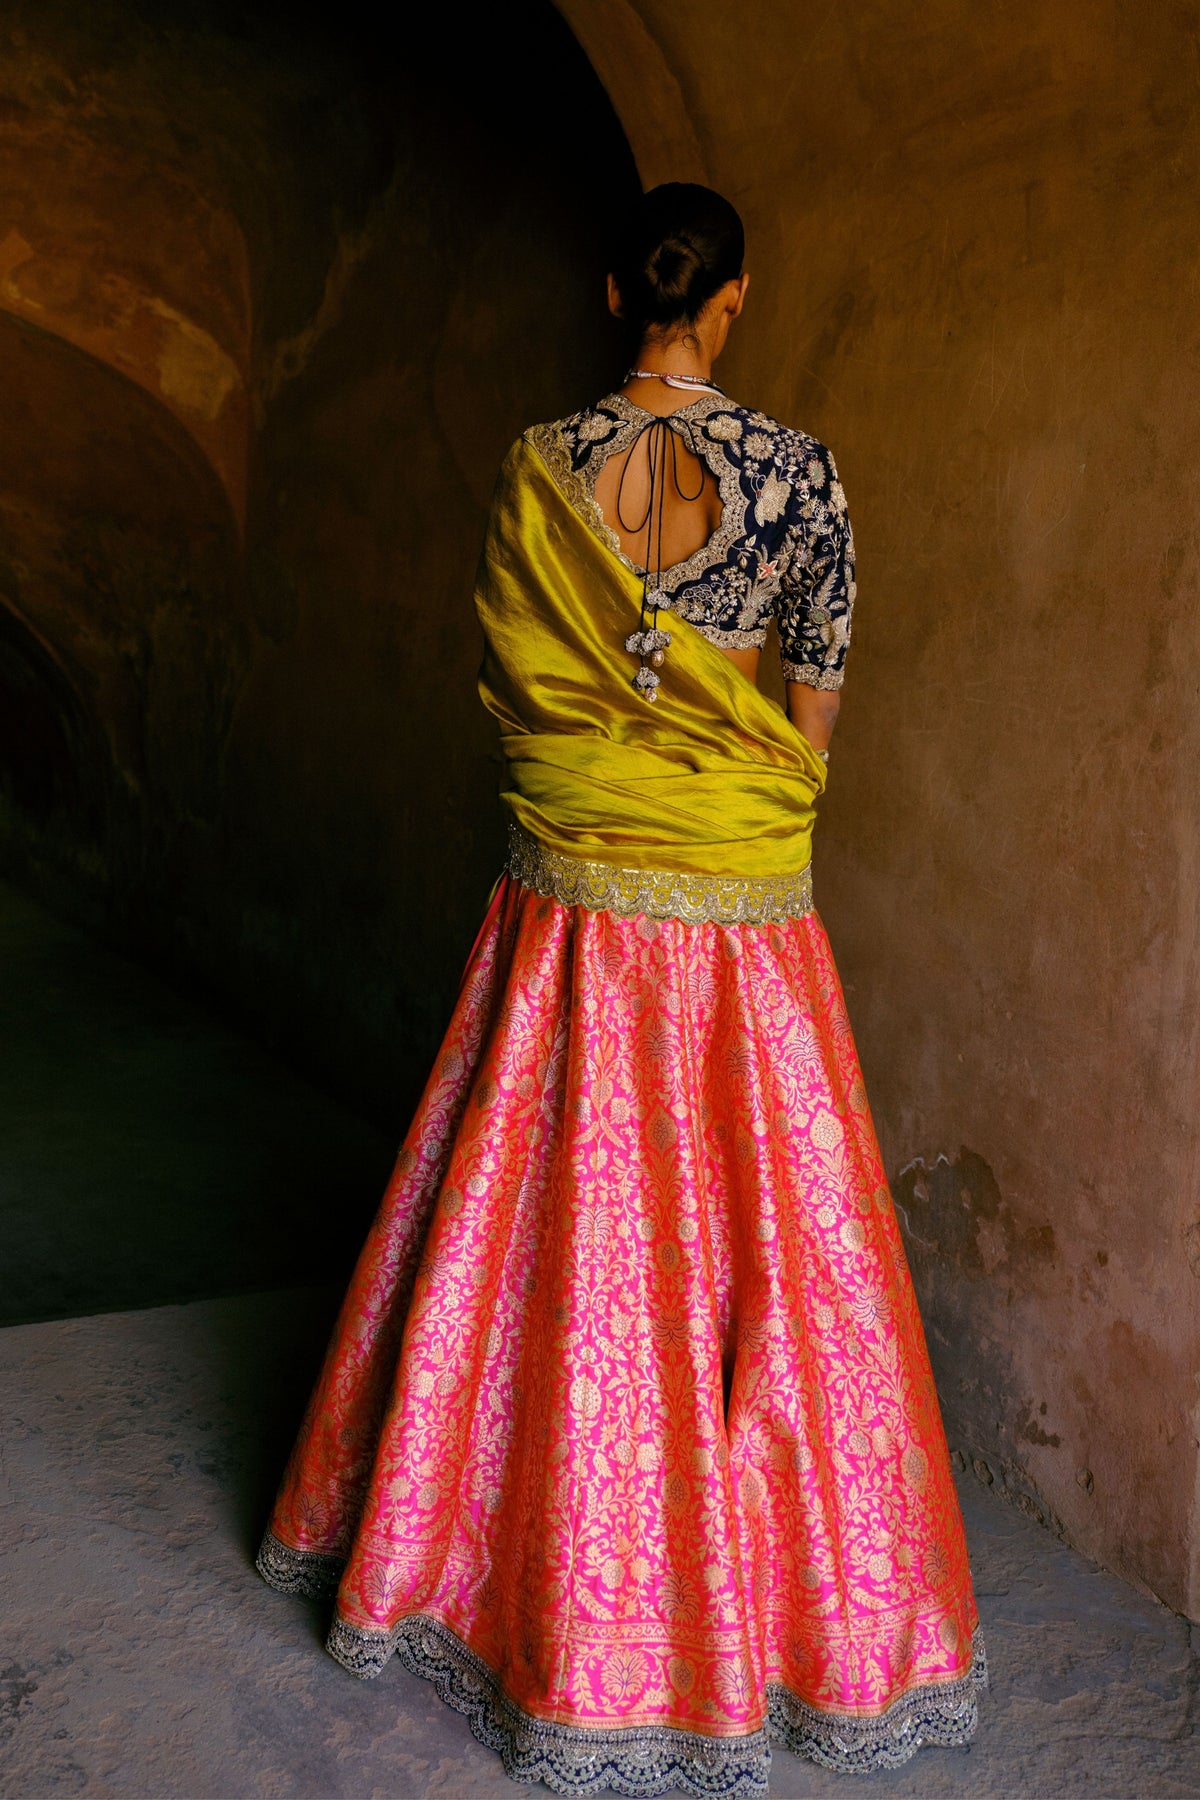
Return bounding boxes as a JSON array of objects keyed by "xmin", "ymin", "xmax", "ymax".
[{"xmin": 258, "ymin": 836, "xmax": 984, "ymax": 1796}]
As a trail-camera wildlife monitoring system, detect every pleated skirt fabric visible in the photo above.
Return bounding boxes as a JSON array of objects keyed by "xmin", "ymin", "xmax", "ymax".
[{"xmin": 257, "ymin": 872, "xmax": 983, "ymax": 1796}]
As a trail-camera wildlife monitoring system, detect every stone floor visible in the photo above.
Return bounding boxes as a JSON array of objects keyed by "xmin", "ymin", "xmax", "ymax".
[
  {"xmin": 0, "ymin": 1289, "xmax": 1195, "ymax": 1799},
  {"xmin": 0, "ymin": 879, "xmax": 1197, "ymax": 1797}
]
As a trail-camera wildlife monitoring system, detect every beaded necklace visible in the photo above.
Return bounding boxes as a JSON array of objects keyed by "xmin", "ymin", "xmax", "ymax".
[{"xmin": 624, "ymin": 367, "xmax": 726, "ymax": 395}]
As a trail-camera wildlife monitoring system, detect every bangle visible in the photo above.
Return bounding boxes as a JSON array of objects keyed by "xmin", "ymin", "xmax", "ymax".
[{"xmin": 816, "ymin": 748, "xmax": 829, "ymax": 764}]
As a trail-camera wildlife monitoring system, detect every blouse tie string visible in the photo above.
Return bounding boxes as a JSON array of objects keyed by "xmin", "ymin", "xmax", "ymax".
[{"xmin": 620, "ymin": 416, "xmax": 708, "ymax": 703}]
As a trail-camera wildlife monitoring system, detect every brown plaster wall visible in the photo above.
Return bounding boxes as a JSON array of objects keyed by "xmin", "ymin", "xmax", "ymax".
[{"xmin": 558, "ymin": 0, "xmax": 1200, "ymax": 1615}]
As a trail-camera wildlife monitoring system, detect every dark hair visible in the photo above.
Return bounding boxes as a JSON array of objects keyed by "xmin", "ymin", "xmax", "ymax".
[{"xmin": 610, "ymin": 183, "xmax": 745, "ymax": 336}]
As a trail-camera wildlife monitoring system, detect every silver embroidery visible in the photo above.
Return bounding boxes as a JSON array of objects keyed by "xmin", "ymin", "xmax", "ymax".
[
  {"xmin": 255, "ymin": 1530, "xmax": 343, "ymax": 1598},
  {"xmin": 754, "ymin": 471, "xmax": 790, "ymax": 525},
  {"xmin": 526, "ymin": 419, "xmax": 627, "ymax": 563},
  {"xmin": 688, "ymin": 620, "xmax": 769, "ymax": 651},
  {"xmin": 767, "ymin": 1641, "xmax": 988, "ymax": 1774},
  {"xmin": 505, "ymin": 822, "xmax": 813, "ymax": 926},
  {"xmin": 528, "ymin": 393, "xmax": 749, "ymax": 598},
  {"xmin": 523, "ymin": 401, "xmax": 854, "ymax": 693},
  {"xmin": 257, "ymin": 1533, "xmax": 985, "ymax": 1792},
  {"xmin": 781, "ymin": 660, "xmax": 845, "ymax": 691}
]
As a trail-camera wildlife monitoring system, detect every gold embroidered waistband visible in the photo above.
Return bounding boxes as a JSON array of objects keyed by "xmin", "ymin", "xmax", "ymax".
[{"xmin": 505, "ymin": 823, "xmax": 813, "ymax": 926}]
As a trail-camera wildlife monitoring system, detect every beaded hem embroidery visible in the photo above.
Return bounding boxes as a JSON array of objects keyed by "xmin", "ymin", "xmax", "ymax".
[
  {"xmin": 256, "ymin": 1532, "xmax": 985, "ymax": 1794},
  {"xmin": 504, "ymin": 823, "xmax": 813, "ymax": 927},
  {"xmin": 255, "ymin": 1530, "xmax": 343, "ymax": 1598}
]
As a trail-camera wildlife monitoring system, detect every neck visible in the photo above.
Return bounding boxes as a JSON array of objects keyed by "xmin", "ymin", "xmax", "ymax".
[{"xmin": 633, "ymin": 337, "xmax": 715, "ymax": 381}]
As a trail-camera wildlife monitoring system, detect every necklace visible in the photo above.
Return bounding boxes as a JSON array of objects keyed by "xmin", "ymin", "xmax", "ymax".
[{"xmin": 624, "ymin": 367, "xmax": 726, "ymax": 396}]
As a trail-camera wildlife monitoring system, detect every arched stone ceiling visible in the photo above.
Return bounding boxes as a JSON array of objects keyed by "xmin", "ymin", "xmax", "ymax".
[
  {"xmin": 0, "ymin": 111, "xmax": 250, "ymax": 527},
  {"xmin": 551, "ymin": 0, "xmax": 706, "ymax": 188}
]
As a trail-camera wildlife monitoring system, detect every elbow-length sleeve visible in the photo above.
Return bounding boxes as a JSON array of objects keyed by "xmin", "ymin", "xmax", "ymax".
[{"xmin": 777, "ymin": 442, "xmax": 856, "ymax": 690}]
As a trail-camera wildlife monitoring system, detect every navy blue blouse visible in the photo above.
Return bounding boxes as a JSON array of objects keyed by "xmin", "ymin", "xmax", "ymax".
[{"xmin": 527, "ymin": 391, "xmax": 855, "ymax": 690}]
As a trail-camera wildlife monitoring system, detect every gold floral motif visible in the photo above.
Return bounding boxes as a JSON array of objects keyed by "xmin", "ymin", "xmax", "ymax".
[{"xmin": 754, "ymin": 472, "xmax": 790, "ymax": 525}]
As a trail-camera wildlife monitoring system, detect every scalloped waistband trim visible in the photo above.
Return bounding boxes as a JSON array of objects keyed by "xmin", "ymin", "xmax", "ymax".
[{"xmin": 504, "ymin": 823, "xmax": 813, "ymax": 926}]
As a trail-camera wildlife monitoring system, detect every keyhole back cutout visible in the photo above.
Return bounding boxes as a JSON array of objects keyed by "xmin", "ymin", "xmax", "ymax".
[{"xmin": 593, "ymin": 425, "xmax": 724, "ymax": 577}]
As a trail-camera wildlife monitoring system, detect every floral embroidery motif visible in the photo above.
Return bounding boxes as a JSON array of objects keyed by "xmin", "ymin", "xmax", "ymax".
[
  {"xmin": 753, "ymin": 471, "xmax": 790, "ymax": 526},
  {"xmin": 530, "ymin": 393, "xmax": 856, "ymax": 689},
  {"xmin": 259, "ymin": 873, "xmax": 982, "ymax": 1790}
]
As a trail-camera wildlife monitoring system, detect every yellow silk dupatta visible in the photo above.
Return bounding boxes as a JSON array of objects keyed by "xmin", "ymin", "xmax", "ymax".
[{"xmin": 476, "ymin": 435, "xmax": 827, "ymax": 878}]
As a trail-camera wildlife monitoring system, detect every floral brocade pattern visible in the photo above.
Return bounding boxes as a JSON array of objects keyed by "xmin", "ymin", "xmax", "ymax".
[{"xmin": 261, "ymin": 875, "xmax": 981, "ymax": 1789}]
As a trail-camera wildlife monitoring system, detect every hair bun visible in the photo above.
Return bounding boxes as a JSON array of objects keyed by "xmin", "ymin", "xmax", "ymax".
[
  {"xmin": 645, "ymin": 235, "xmax": 705, "ymax": 319},
  {"xmin": 611, "ymin": 183, "xmax": 745, "ymax": 337}
]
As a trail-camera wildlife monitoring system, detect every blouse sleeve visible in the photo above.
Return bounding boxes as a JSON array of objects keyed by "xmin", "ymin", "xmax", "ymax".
[{"xmin": 777, "ymin": 442, "xmax": 856, "ymax": 690}]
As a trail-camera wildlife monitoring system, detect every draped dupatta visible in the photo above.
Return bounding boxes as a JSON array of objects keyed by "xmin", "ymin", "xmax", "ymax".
[{"xmin": 476, "ymin": 436, "xmax": 828, "ymax": 876}]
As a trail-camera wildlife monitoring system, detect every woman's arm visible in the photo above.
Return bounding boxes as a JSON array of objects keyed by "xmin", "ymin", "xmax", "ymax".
[
  {"xmin": 776, "ymin": 442, "xmax": 856, "ymax": 752},
  {"xmin": 786, "ymin": 682, "xmax": 840, "ymax": 750}
]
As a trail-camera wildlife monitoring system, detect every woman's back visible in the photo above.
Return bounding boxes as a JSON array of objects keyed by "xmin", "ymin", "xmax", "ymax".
[{"xmin": 526, "ymin": 389, "xmax": 855, "ymax": 694}]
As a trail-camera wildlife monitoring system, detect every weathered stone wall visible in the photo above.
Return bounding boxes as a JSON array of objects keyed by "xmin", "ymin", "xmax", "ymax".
[
  {"xmin": 0, "ymin": 0, "xmax": 638, "ymax": 1110},
  {"xmin": 556, "ymin": 0, "xmax": 1200, "ymax": 1616},
  {"xmin": 2, "ymin": 0, "xmax": 1196, "ymax": 1622}
]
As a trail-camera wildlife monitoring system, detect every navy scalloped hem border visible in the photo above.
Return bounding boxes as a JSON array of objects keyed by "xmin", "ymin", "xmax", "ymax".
[{"xmin": 256, "ymin": 1531, "xmax": 985, "ymax": 1795}]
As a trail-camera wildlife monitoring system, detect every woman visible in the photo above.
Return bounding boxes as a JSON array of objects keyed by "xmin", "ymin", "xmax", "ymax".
[{"xmin": 257, "ymin": 184, "xmax": 985, "ymax": 1795}]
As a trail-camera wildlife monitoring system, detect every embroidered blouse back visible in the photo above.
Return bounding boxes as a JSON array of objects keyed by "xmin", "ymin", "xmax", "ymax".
[{"xmin": 527, "ymin": 391, "xmax": 856, "ymax": 690}]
